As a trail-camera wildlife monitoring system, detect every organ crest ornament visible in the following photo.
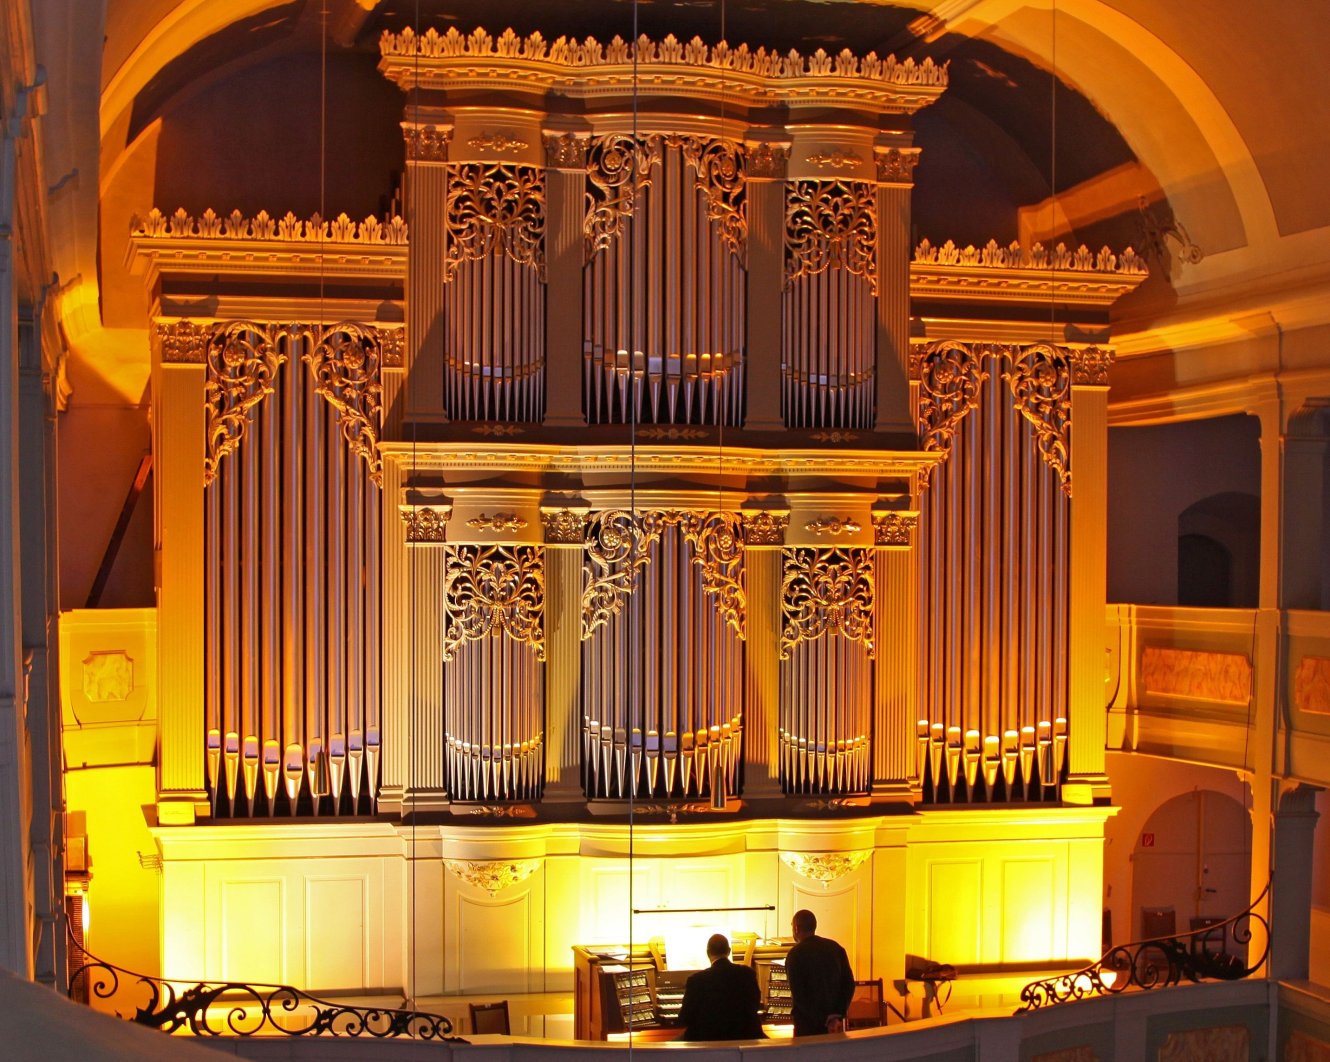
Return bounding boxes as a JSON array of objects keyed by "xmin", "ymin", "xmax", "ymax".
[
  {"xmin": 784, "ymin": 180, "xmax": 878, "ymax": 294},
  {"xmin": 442, "ymin": 545, "xmax": 545, "ymax": 661},
  {"xmin": 303, "ymin": 324, "xmax": 384, "ymax": 486},
  {"xmin": 780, "ymin": 547, "xmax": 875, "ymax": 658},
  {"xmin": 203, "ymin": 322, "xmax": 285, "ymax": 486},
  {"xmin": 912, "ymin": 340, "xmax": 987, "ymax": 488},
  {"xmin": 1005, "ymin": 344, "xmax": 1072, "ymax": 496},
  {"xmin": 444, "ymin": 163, "xmax": 546, "ymax": 281}
]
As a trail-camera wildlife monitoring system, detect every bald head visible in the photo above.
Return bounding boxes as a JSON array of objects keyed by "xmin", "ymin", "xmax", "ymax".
[
  {"xmin": 706, "ymin": 933, "xmax": 731, "ymax": 961},
  {"xmin": 791, "ymin": 909, "xmax": 816, "ymax": 941}
]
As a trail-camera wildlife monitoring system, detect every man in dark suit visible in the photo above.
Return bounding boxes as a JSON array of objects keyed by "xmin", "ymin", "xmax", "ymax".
[
  {"xmin": 678, "ymin": 933, "xmax": 765, "ymax": 1041},
  {"xmin": 785, "ymin": 908, "xmax": 855, "ymax": 1036}
]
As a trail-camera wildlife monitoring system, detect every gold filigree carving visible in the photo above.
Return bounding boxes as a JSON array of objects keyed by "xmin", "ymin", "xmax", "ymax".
[
  {"xmin": 444, "ymin": 163, "xmax": 546, "ymax": 281},
  {"xmin": 743, "ymin": 512, "xmax": 788, "ymax": 546},
  {"xmin": 1004, "ymin": 343, "xmax": 1072, "ymax": 497},
  {"xmin": 785, "ymin": 180, "xmax": 877, "ymax": 295},
  {"xmin": 873, "ymin": 512, "xmax": 916, "ymax": 546},
  {"xmin": 679, "ymin": 136, "xmax": 746, "ymax": 259},
  {"xmin": 586, "ymin": 134, "xmax": 661, "ymax": 259},
  {"xmin": 467, "ymin": 133, "xmax": 529, "ymax": 153},
  {"xmin": 81, "ymin": 651, "xmax": 134, "ymax": 703},
  {"xmin": 542, "ymin": 509, "xmax": 587, "ymax": 544},
  {"xmin": 403, "ymin": 123, "xmax": 451, "ymax": 162},
  {"xmin": 912, "ymin": 340, "xmax": 987, "ymax": 488},
  {"xmin": 134, "ymin": 208, "xmax": 409, "ymax": 245},
  {"xmin": 203, "ymin": 322, "xmax": 285, "ymax": 486},
  {"xmin": 806, "ymin": 516, "xmax": 861, "ymax": 536},
  {"xmin": 443, "ymin": 544, "xmax": 545, "ymax": 661},
  {"xmin": 805, "ymin": 149, "xmax": 861, "ymax": 170},
  {"xmin": 913, "ymin": 237, "xmax": 1146, "ymax": 275},
  {"xmin": 780, "ymin": 547, "xmax": 875, "ymax": 659},
  {"xmin": 543, "ymin": 132, "xmax": 588, "ymax": 169},
  {"xmin": 304, "ymin": 324, "xmax": 384, "ymax": 486},
  {"xmin": 875, "ymin": 147, "xmax": 921, "ymax": 184},
  {"xmin": 466, "ymin": 513, "xmax": 529, "ymax": 533},
  {"xmin": 401, "ymin": 506, "xmax": 450, "ymax": 543},
  {"xmin": 747, "ymin": 142, "xmax": 789, "ymax": 179},
  {"xmin": 155, "ymin": 319, "xmax": 210, "ymax": 363},
  {"xmin": 780, "ymin": 851, "xmax": 871, "ymax": 885},
  {"xmin": 377, "ymin": 327, "xmax": 405, "ymax": 368},
  {"xmin": 582, "ymin": 510, "xmax": 746, "ymax": 639},
  {"xmin": 1071, "ymin": 346, "xmax": 1114, "ymax": 386},
  {"xmin": 443, "ymin": 858, "xmax": 541, "ymax": 896}
]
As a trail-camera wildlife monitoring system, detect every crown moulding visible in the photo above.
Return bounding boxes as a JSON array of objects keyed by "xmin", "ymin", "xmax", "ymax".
[{"xmin": 378, "ymin": 26, "xmax": 947, "ymax": 113}]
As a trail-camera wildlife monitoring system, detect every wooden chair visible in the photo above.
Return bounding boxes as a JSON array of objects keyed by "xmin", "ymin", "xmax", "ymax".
[
  {"xmin": 469, "ymin": 1000, "xmax": 511, "ymax": 1035},
  {"xmin": 845, "ymin": 978, "xmax": 887, "ymax": 1029}
]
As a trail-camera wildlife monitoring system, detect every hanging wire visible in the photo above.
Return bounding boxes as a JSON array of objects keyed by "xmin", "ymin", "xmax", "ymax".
[{"xmin": 626, "ymin": 0, "xmax": 639, "ymax": 1050}]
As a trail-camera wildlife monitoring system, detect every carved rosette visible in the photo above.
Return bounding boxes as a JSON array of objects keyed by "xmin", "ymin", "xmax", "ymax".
[
  {"xmin": 779, "ymin": 547, "xmax": 875, "ymax": 659},
  {"xmin": 743, "ymin": 511, "xmax": 788, "ymax": 546},
  {"xmin": 912, "ymin": 340, "xmax": 987, "ymax": 489},
  {"xmin": 679, "ymin": 136, "xmax": 747, "ymax": 260},
  {"xmin": 541, "ymin": 508, "xmax": 587, "ymax": 544},
  {"xmin": 1005, "ymin": 344, "xmax": 1072, "ymax": 496},
  {"xmin": 784, "ymin": 179, "xmax": 878, "ymax": 295},
  {"xmin": 442, "ymin": 544, "xmax": 545, "ymax": 662},
  {"xmin": 1071, "ymin": 345, "xmax": 1114, "ymax": 386},
  {"xmin": 875, "ymin": 147, "xmax": 921, "ymax": 184},
  {"xmin": 543, "ymin": 132, "xmax": 588, "ymax": 169},
  {"xmin": 155, "ymin": 319, "xmax": 210, "ymax": 363},
  {"xmin": 747, "ymin": 142, "xmax": 789, "ymax": 179},
  {"xmin": 444, "ymin": 163, "xmax": 546, "ymax": 281},
  {"xmin": 203, "ymin": 323, "xmax": 285, "ymax": 486},
  {"xmin": 873, "ymin": 512, "xmax": 917, "ymax": 546},
  {"xmin": 303, "ymin": 324, "xmax": 384, "ymax": 486},
  {"xmin": 780, "ymin": 850, "xmax": 871, "ymax": 885},
  {"xmin": 403, "ymin": 123, "xmax": 451, "ymax": 162},
  {"xmin": 443, "ymin": 858, "xmax": 541, "ymax": 896},
  {"xmin": 585, "ymin": 134, "xmax": 661, "ymax": 259},
  {"xmin": 401, "ymin": 506, "xmax": 450, "ymax": 543}
]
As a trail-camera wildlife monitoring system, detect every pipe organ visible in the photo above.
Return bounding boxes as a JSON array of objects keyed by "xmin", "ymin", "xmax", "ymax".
[{"xmin": 137, "ymin": 24, "xmax": 1146, "ymax": 838}]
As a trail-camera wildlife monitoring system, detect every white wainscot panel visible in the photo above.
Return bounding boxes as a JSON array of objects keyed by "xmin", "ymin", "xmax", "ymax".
[
  {"xmin": 221, "ymin": 879, "xmax": 284, "ymax": 984},
  {"xmin": 455, "ymin": 891, "xmax": 537, "ymax": 995},
  {"xmin": 305, "ymin": 877, "xmax": 367, "ymax": 990},
  {"xmin": 581, "ymin": 860, "xmax": 655, "ymax": 944}
]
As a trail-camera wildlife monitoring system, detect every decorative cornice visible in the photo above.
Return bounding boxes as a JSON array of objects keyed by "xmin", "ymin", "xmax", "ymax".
[
  {"xmin": 780, "ymin": 851, "xmax": 871, "ymax": 884},
  {"xmin": 875, "ymin": 147, "xmax": 921, "ymax": 184},
  {"xmin": 914, "ymin": 238, "xmax": 1146, "ymax": 275},
  {"xmin": 873, "ymin": 511, "xmax": 917, "ymax": 546},
  {"xmin": 541, "ymin": 509, "xmax": 587, "ymax": 544},
  {"xmin": 742, "ymin": 511, "xmax": 788, "ymax": 546},
  {"xmin": 134, "ymin": 207, "xmax": 408, "ymax": 245},
  {"xmin": 467, "ymin": 133, "xmax": 529, "ymax": 153},
  {"xmin": 401, "ymin": 505, "xmax": 451, "ymax": 543},
  {"xmin": 466, "ymin": 513, "xmax": 529, "ymax": 533},
  {"xmin": 403, "ymin": 123, "xmax": 452, "ymax": 162},
  {"xmin": 443, "ymin": 858, "xmax": 541, "ymax": 896},
  {"xmin": 1071, "ymin": 346, "xmax": 1114, "ymax": 386},
  {"xmin": 806, "ymin": 516, "xmax": 861, "ymax": 536}
]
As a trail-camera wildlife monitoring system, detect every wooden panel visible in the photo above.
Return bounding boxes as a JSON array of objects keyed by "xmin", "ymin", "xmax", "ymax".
[
  {"xmin": 1000, "ymin": 859, "xmax": 1055, "ymax": 962},
  {"xmin": 306, "ymin": 877, "xmax": 366, "ymax": 989},
  {"xmin": 221, "ymin": 879, "xmax": 283, "ymax": 983},
  {"xmin": 925, "ymin": 860, "xmax": 981, "ymax": 964}
]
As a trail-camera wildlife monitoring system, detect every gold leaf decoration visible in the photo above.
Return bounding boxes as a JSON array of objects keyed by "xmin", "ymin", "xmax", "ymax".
[
  {"xmin": 443, "ymin": 858, "xmax": 541, "ymax": 896},
  {"xmin": 203, "ymin": 322, "xmax": 285, "ymax": 486},
  {"xmin": 780, "ymin": 851, "xmax": 871, "ymax": 885},
  {"xmin": 444, "ymin": 163, "xmax": 546, "ymax": 281},
  {"xmin": 1004, "ymin": 343, "xmax": 1072, "ymax": 497},
  {"xmin": 443, "ymin": 544, "xmax": 545, "ymax": 661},
  {"xmin": 780, "ymin": 547, "xmax": 874, "ymax": 659},
  {"xmin": 303, "ymin": 324, "xmax": 384, "ymax": 486},
  {"xmin": 784, "ymin": 179, "xmax": 877, "ymax": 294}
]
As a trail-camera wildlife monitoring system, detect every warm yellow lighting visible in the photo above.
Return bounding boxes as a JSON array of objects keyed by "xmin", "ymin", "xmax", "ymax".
[
  {"xmin": 1099, "ymin": 967, "xmax": 1118, "ymax": 990},
  {"xmin": 81, "ymin": 896, "xmax": 90, "ymax": 938}
]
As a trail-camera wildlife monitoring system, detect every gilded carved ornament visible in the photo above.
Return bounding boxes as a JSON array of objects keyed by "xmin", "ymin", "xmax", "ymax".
[
  {"xmin": 805, "ymin": 516, "xmax": 861, "ymax": 536},
  {"xmin": 872, "ymin": 512, "xmax": 916, "ymax": 546},
  {"xmin": 805, "ymin": 150, "xmax": 861, "ymax": 171},
  {"xmin": 911, "ymin": 340, "xmax": 987, "ymax": 490},
  {"xmin": 203, "ymin": 322, "xmax": 285, "ymax": 486},
  {"xmin": 582, "ymin": 510, "xmax": 746, "ymax": 640},
  {"xmin": 380, "ymin": 26, "xmax": 948, "ymax": 88},
  {"xmin": 784, "ymin": 180, "xmax": 878, "ymax": 295},
  {"xmin": 875, "ymin": 147, "xmax": 921, "ymax": 184},
  {"xmin": 779, "ymin": 547, "xmax": 875, "ymax": 659},
  {"xmin": 473, "ymin": 424, "xmax": 524, "ymax": 436},
  {"xmin": 747, "ymin": 142, "xmax": 789, "ymax": 179},
  {"xmin": 443, "ymin": 858, "xmax": 541, "ymax": 896},
  {"xmin": 810, "ymin": 430, "xmax": 858, "ymax": 443},
  {"xmin": 636, "ymin": 426, "xmax": 708, "ymax": 440},
  {"xmin": 442, "ymin": 544, "xmax": 545, "ymax": 661},
  {"xmin": 913, "ymin": 237, "xmax": 1146, "ymax": 275},
  {"xmin": 155, "ymin": 319, "xmax": 210, "ymax": 363},
  {"xmin": 135, "ymin": 207, "xmax": 408, "ymax": 245},
  {"xmin": 1070, "ymin": 346, "xmax": 1113, "ymax": 386},
  {"xmin": 378, "ymin": 327, "xmax": 405, "ymax": 368},
  {"xmin": 303, "ymin": 325, "xmax": 385, "ymax": 486},
  {"xmin": 780, "ymin": 851, "xmax": 871, "ymax": 885},
  {"xmin": 466, "ymin": 513, "xmax": 529, "ymax": 533},
  {"xmin": 81, "ymin": 651, "xmax": 134, "ymax": 703},
  {"xmin": 543, "ymin": 132, "xmax": 588, "ymax": 169},
  {"xmin": 742, "ymin": 511, "xmax": 788, "ymax": 546},
  {"xmin": 444, "ymin": 163, "xmax": 546, "ymax": 281},
  {"xmin": 467, "ymin": 133, "xmax": 529, "ymax": 153},
  {"xmin": 541, "ymin": 509, "xmax": 587, "ymax": 544},
  {"xmin": 402, "ymin": 123, "xmax": 451, "ymax": 162},
  {"xmin": 1004, "ymin": 344, "xmax": 1072, "ymax": 496},
  {"xmin": 401, "ymin": 506, "xmax": 450, "ymax": 543}
]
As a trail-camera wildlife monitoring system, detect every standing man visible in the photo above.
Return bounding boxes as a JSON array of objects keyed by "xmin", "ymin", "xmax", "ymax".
[
  {"xmin": 785, "ymin": 909, "xmax": 855, "ymax": 1036},
  {"xmin": 678, "ymin": 933, "xmax": 765, "ymax": 1040}
]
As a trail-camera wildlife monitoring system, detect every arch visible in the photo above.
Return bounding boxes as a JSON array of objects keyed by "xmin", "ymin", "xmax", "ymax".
[{"xmin": 1177, "ymin": 491, "xmax": 1259, "ymax": 607}]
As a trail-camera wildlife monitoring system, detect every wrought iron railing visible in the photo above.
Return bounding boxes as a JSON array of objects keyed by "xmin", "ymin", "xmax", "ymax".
[
  {"xmin": 1017, "ymin": 885, "xmax": 1270, "ymax": 1012},
  {"xmin": 67, "ymin": 943, "xmax": 462, "ymax": 1040}
]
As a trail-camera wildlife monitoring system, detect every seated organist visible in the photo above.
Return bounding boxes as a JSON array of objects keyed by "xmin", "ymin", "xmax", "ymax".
[{"xmin": 678, "ymin": 933, "xmax": 765, "ymax": 1041}]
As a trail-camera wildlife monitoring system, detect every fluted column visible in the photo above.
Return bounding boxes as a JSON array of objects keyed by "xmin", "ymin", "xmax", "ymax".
[
  {"xmin": 1064, "ymin": 349, "xmax": 1111, "ymax": 801},
  {"xmin": 741, "ymin": 512, "xmax": 787, "ymax": 796},
  {"xmin": 872, "ymin": 510, "xmax": 919, "ymax": 799},
  {"xmin": 543, "ymin": 133, "xmax": 588, "ymax": 427},
  {"xmin": 405, "ymin": 508, "xmax": 450, "ymax": 810},
  {"xmin": 874, "ymin": 146, "xmax": 919, "ymax": 434},
  {"xmin": 402, "ymin": 114, "xmax": 451, "ymax": 422},
  {"xmin": 743, "ymin": 141, "xmax": 788, "ymax": 431},
  {"xmin": 377, "ymin": 454, "xmax": 409, "ymax": 811},
  {"xmin": 155, "ymin": 323, "xmax": 208, "ymax": 823},
  {"xmin": 541, "ymin": 506, "xmax": 587, "ymax": 797}
]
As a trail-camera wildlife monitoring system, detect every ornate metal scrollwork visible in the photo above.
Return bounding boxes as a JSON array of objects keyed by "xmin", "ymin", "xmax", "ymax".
[
  {"xmin": 581, "ymin": 510, "xmax": 746, "ymax": 639},
  {"xmin": 1017, "ymin": 884, "xmax": 1269, "ymax": 1012},
  {"xmin": 442, "ymin": 544, "xmax": 545, "ymax": 662},
  {"xmin": 911, "ymin": 340, "xmax": 987, "ymax": 489},
  {"xmin": 444, "ymin": 163, "xmax": 546, "ymax": 281},
  {"xmin": 67, "ymin": 942, "xmax": 459, "ymax": 1040},
  {"xmin": 679, "ymin": 136, "xmax": 747, "ymax": 260},
  {"xmin": 779, "ymin": 547, "xmax": 875, "ymax": 658},
  {"xmin": 1005, "ymin": 343, "xmax": 1072, "ymax": 496},
  {"xmin": 303, "ymin": 324, "xmax": 384, "ymax": 486},
  {"xmin": 784, "ymin": 179, "xmax": 878, "ymax": 294},
  {"xmin": 203, "ymin": 322, "xmax": 285, "ymax": 486},
  {"xmin": 585, "ymin": 134, "xmax": 662, "ymax": 258}
]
